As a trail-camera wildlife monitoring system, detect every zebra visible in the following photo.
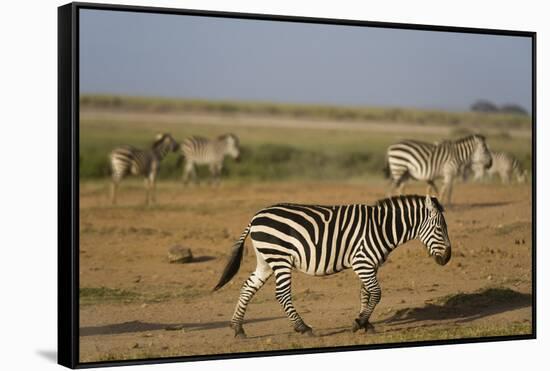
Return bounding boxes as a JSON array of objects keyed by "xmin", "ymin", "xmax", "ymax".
[
  {"xmin": 109, "ymin": 133, "xmax": 179, "ymax": 205},
  {"xmin": 464, "ymin": 151, "xmax": 527, "ymax": 184},
  {"xmin": 213, "ymin": 195, "xmax": 451, "ymax": 338},
  {"xmin": 179, "ymin": 134, "xmax": 240, "ymax": 185},
  {"xmin": 385, "ymin": 134, "xmax": 492, "ymax": 204}
]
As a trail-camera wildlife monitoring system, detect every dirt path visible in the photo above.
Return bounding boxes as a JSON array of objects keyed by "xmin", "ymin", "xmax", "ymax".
[{"xmin": 78, "ymin": 181, "xmax": 533, "ymax": 362}]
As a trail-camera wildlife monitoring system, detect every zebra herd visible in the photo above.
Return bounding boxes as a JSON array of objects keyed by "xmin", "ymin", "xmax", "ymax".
[
  {"xmin": 107, "ymin": 131, "xmax": 527, "ymax": 337},
  {"xmin": 109, "ymin": 133, "xmax": 241, "ymax": 205}
]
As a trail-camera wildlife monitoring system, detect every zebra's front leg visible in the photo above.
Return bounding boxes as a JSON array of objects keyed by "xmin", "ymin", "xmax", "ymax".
[
  {"xmin": 182, "ymin": 162, "xmax": 196, "ymax": 186},
  {"xmin": 230, "ymin": 263, "xmax": 273, "ymax": 338},
  {"xmin": 274, "ymin": 267, "xmax": 313, "ymax": 336},
  {"xmin": 144, "ymin": 178, "xmax": 151, "ymax": 206},
  {"xmin": 150, "ymin": 175, "xmax": 157, "ymax": 204},
  {"xmin": 352, "ymin": 264, "xmax": 381, "ymax": 333},
  {"xmin": 208, "ymin": 163, "xmax": 221, "ymax": 187},
  {"xmin": 426, "ymin": 180, "xmax": 439, "ymax": 196}
]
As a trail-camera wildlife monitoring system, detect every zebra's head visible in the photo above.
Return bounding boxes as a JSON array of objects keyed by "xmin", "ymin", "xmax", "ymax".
[
  {"xmin": 470, "ymin": 134, "xmax": 492, "ymax": 169},
  {"xmin": 154, "ymin": 133, "xmax": 180, "ymax": 153},
  {"xmin": 220, "ymin": 133, "xmax": 241, "ymax": 161},
  {"xmin": 418, "ymin": 195, "xmax": 451, "ymax": 266}
]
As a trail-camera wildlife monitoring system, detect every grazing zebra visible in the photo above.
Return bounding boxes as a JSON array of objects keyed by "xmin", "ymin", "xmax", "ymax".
[
  {"xmin": 213, "ymin": 195, "xmax": 451, "ymax": 338},
  {"xmin": 179, "ymin": 134, "xmax": 240, "ymax": 185},
  {"xmin": 109, "ymin": 133, "xmax": 179, "ymax": 205},
  {"xmin": 386, "ymin": 134, "xmax": 492, "ymax": 204},
  {"xmin": 463, "ymin": 151, "xmax": 527, "ymax": 184}
]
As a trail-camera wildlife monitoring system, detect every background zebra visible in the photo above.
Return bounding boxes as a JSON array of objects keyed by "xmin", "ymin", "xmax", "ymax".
[
  {"xmin": 213, "ymin": 195, "xmax": 451, "ymax": 338},
  {"xmin": 179, "ymin": 133, "xmax": 241, "ymax": 185},
  {"xmin": 109, "ymin": 133, "xmax": 179, "ymax": 205},
  {"xmin": 385, "ymin": 134, "xmax": 492, "ymax": 204},
  {"xmin": 463, "ymin": 150, "xmax": 527, "ymax": 184}
]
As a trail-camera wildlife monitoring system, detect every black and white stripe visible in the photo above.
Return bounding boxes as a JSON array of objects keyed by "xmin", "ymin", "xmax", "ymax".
[
  {"xmin": 386, "ymin": 134, "xmax": 492, "ymax": 203},
  {"xmin": 214, "ymin": 195, "xmax": 451, "ymax": 337},
  {"xmin": 180, "ymin": 133, "xmax": 240, "ymax": 185},
  {"xmin": 109, "ymin": 133, "xmax": 179, "ymax": 205},
  {"xmin": 465, "ymin": 151, "xmax": 527, "ymax": 184}
]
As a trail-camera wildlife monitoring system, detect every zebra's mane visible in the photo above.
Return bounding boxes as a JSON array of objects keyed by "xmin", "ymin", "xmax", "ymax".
[
  {"xmin": 374, "ymin": 195, "xmax": 444, "ymax": 213},
  {"xmin": 152, "ymin": 133, "xmax": 172, "ymax": 149},
  {"xmin": 457, "ymin": 134, "xmax": 485, "ymax": 143},
  {"xmin": 218, "ymin": 133, "xmax": 239, "ymax": 145}
]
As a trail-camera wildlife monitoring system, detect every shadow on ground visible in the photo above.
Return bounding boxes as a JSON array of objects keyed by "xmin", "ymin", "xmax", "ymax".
[
  {"xmin": 80, "ymin": 315, "xmax": 284, "ymax": 337},
  {"xmin": 448, "ymin": 201, "xmax": 516, "ymax": 211},
  {"xmin": 383, "ymin": 288, "xmax": 532, "ymax": 325}
]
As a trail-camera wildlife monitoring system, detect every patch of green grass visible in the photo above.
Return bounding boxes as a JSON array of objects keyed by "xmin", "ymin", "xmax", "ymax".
[
  {"xmin": 80, "ymin": 286, "xmax": 207, "ymax": 306},
  {"xmin": 80, "ymin": 287, "xmax": 142, "ymax": 305},
  {"xmin": 369, "ymin": 322, "xmax": 532, "ymax": 344}
]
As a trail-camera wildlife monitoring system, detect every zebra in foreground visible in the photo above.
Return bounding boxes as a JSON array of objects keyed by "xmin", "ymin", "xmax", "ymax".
[
  {"xmin": 386, "ymin": 134, "xmax": 492, "ymax": 204},
  {"xmin": 179, "ymin": 134, "xmax": 240, "ymax": 185},
  {"xmin": 214, "ymin": 195, "xmax": 451, "ymax": 337},
  {"xmin": 463, "ymin": 151, "xmax": 527, "ymax": 184},
  {"xmin": 109, "ymin": 133, "xmax": 179, "ymax": 205}
]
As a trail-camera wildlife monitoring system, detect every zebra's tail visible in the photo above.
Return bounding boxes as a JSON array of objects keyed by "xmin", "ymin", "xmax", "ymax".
[{"xmin": 213, "ymin": 224, "xmax": 251, "ymax": 291}]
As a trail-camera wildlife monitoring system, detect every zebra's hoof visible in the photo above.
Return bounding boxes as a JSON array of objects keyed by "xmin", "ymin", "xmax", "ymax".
[
  {"xmin": 235, "ymin": 331, "xmax": 247, "ymax": 339},
  {"xmin": 295, "ymin": 323, "xmax": 313, "ymax": 336},
  {"xmin": 231, "ymin": 324, "xmax": 246, "ymax": 339},
  {"xmin": 352, "ymin": 319, "xmax": 374, "ymax": 333}
]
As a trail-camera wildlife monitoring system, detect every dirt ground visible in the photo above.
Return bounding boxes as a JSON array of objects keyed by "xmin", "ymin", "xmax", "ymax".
[{"xmin": 78, "ymin": 180, "xmax": 533, "ymax": 363}]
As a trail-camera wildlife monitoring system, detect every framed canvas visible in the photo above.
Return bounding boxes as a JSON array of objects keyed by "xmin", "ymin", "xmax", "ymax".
[{"xmin": 58, "ymin": 2, "xmax": 536, "ymax": 368}]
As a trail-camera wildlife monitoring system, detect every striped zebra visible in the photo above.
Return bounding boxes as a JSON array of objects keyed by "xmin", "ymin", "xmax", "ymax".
[
  {"xmin": 465, "ymin": 151, "xmax": 527, "ymax": 184},
  {"xmin": 213, "ymin": 195, "xmax": 451, "ymax": 337},
  {"xmin": 180, "ymin": 134, "xmax": 240, "ymax": 185},
  {"xmin": 109, "ymin": 133, "xmax": 179, "ymax": 205},
  {"xmin": 386, "ymin": 134, "xmax": 492, "ymax": 204}
]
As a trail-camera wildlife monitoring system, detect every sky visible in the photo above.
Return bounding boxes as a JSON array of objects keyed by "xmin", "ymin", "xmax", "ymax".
[{"xmin": 79, "ymin": 9, "xmax": 532, "ymax": 112}]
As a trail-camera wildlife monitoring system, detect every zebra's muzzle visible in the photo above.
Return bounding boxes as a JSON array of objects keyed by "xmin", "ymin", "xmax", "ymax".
[
  {"xmin": 484, "ymin": 157, "xmax": 493, "ymax": 169},
  {"xmin": 434, "ymin": 245, "xmax": 451, "ymax": 266}
]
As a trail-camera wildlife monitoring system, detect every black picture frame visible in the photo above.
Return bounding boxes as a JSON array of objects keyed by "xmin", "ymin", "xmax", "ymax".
[{"xmin": 58, "ymin": 2, "xmax": 537, "ymax": 368}]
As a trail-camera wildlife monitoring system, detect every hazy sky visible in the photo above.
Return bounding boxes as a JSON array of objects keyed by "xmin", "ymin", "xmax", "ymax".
[{"xmin": 80, "ymin": 9, "xmax": 532, "ymax": 112}]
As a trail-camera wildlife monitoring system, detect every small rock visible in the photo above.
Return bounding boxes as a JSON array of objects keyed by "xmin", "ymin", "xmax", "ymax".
[
  {"xmin": 487, "ymin": 275, "xmax": 493, "ymax": 281},
  {"xmin": 134, "ymin": 275, "xmax": 142, "ymax": 283},
  {"xmin": 165, "ymin": 324, "xmax": 185, "ymax": 332},
  {"xmin": 132, "ymin": 343, "xmax": 140, "ymax": 349},
  {"xmin": 143, "ymin": 333, "xmax": 153, "ymax": 338},
  {"xmin": 168, "ymin": 245, "xmax": 193, "ymax": 263}
]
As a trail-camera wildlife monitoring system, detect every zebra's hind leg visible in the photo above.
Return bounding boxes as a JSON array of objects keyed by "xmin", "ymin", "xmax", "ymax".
[
  {"xmin": 110, "ymin": 179, "xmax": 120, "ymax": 205},
  {"xmin": 273, "ymin": 266, "xmax": 313, "ymax": 336},
  {"xmin": 230, "ymin": 256, "xmax": 273, "ymax": 338},
  {"xmin": 351, "ymin": 263, "xmax": 381, "ymax": 333},
  {"xmin": 389, "ymin": 171, "xmax": 410, "ymax": 196}
]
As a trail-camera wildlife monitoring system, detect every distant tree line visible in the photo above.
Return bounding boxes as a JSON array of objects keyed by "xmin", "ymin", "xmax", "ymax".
[{"xmin": 471, "ymin": 100, "xmax": 529, "ymax": 115}]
